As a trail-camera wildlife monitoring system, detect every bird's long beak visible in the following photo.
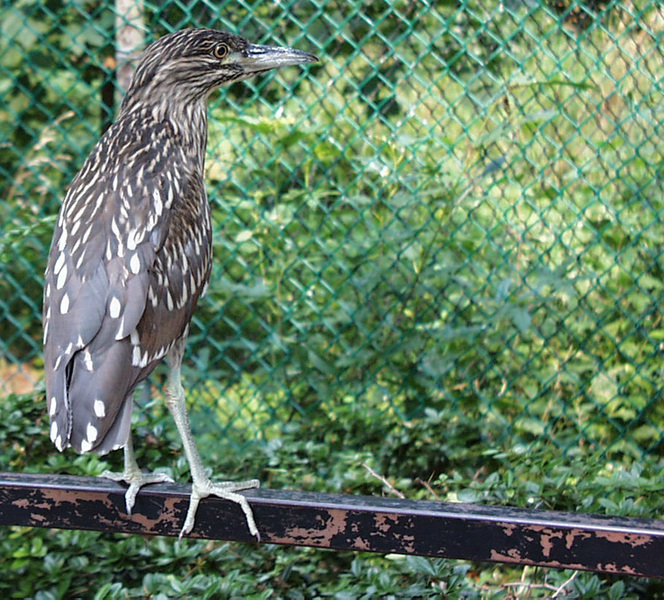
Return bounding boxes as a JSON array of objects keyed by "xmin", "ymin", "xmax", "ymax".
[{"xmin": 237, "ymin": 43, "xmax": 318, "ymax": 74}]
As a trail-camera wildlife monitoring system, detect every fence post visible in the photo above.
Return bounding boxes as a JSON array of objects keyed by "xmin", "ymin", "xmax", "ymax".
[{"xmin": 115, "ymin": 0, "xmax": 145, "ymax": 93}]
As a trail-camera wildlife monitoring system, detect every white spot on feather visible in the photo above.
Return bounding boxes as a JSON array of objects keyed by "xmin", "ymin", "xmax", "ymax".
[
  {"xmin": 81, "ymin": 224, "xmax": 93, "ymax": 245},
  {"xmin": 127, "ymin": 229, "xmax": 138, "ymax": 251},
  {"xmin": 57, "ymin": 229, "xmax": 68, "ymax": 251},
  {"xmin": 94, "ymin": 399, "xmax": 106, "ymax": 418},
  {"xmin": 80, "ymin": 439, "xmax": 92, "ymax": 453},
  {"xmin": 132, "ymin": 345, "xmax": 141, "ymax": 366},
  {"xmin": 147, "ymin": 213, "xmax": 158, "ymax": 232},
  {"xmin": 60, "ymin": 293, "xmax": 70, "ymax": 314},
  {"xmin": 86, "ymin": 423, "xmax": 98, "ymax": 443},
  {"xmin": 50, "ymin": 420, "xmax": 59, "ymax": 443},
  {"xmin": 109, "ymin": 296, "xmax": 121, "ymax": 319},
  {"xmin": 111, "ymin": 217, "xmax": 121, "ymax": 241},
  {"xmin": 181, "ymin": 280, "xmax": 188, "ymax": 306},
  {"xmin": 56, "ymin": 264, "xmax": 68, "ymax": 290},
  {"xmin": 70, "ymin": 236, "xmax": 83, "ymax": 257},
  {"xmin": 70, "ymin": 219, "xmax": 81, "ymax": 237},
  {"xmin": 130, "ymin": 253, "xmax": 141, "ymax": 274},
  {"xmin": 148, "ymin": 286, "xmax": 158, "ymax": 308},
  {"xmin": 166, "ymin": 183, "xmax": 174, "ymax": 208},
  {"xmin": 49, "ymin": 396, "xmax": 57, "ymax": 417},
  {"xmin": 82, "ymin": 349, "xmax": 94, "ymax": 371},
  {"xmin": 76, "ymin": 248, "xmax": 87, "ymax": 269},
  {"xmin": 54, "ymin": 252, "xmax": 66, "ymax": 275},
  {"xmin": 115, "ymin": 315, "xmax": 126, "ymax": 340},
  {"xmin": 154, "ymin": 189, "xmax": 163, "ymax": 216}
]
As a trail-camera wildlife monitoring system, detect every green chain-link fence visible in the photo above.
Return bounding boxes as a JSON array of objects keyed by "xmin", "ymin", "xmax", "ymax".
[{"xmin": 1, "ymin": 0, "xmax": 662, "ymax": 470}]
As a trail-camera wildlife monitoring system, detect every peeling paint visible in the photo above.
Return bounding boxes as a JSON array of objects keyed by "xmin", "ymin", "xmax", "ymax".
[
  {"xmin": 269, "ymin": 508, "xmax": 349, "ymax": 547},
  {"xmin": 374, "ymin": 513, "xmax": 399, "ymax": 533},
  {"xmin": 597, "ymin": 562, "xmax": 638, "ymax": 575},
  {"xmin": 490, "ymin": 548, "xmax": 523, "ymax": 563},
  {"xmin": 564, "ymin": 528, "xmax": 592, "ymax": 549},
  {"xmin": 352, "ymin": 536, "xmax": 371, "ymax": 551},
  {"xmin": 0, "ymin": 472, "xmax": 662, "ymax": 578},
  {"xmin": 527, "ymin": 526, "xmax": 564, "ymax": 557},
  {"xmin": 595, "ymin": 531, "xmax": 653, "ymax": 548}
]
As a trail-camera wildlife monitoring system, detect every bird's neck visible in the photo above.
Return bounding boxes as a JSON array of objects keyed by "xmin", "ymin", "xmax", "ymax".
[
  {"xmin": 166, "ymin": 100, "xmax": 209, "ymax": 171},
  {"xmin": 121, "ymin": 98, "xmax": 209, "ymax": 172}
]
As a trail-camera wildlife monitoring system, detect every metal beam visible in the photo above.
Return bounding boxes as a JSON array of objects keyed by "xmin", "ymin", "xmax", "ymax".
[{"xmin": 0, "ymin": 472, "xmax": 662, "ymax": 578}]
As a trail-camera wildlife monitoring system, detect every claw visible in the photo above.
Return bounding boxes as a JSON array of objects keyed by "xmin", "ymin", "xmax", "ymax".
[
  {"xmin": 179, "ymin": 479, "xmax": 260, "ymax": 541},
  {"xmin": 102, "ymin": 469, "xmax": 174, "ymax": 514},
  {"xmin": 100, "ymin": 436, "xmax": 173, "ymax": 515}
]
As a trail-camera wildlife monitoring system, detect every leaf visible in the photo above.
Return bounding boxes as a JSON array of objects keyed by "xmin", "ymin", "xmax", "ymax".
[
  {"xmin": 511, "ymin": 307, "xmax": 532, "ymax": 334},
  {"xmin": 405, "ymin": 555, "xmax": 438, "ymax": 577},
  {"xmin": 235, "ymin": 230, "xmax": 253, "ymax": 243},
  {"xmin": 590, "ymin": 372, "xmax": 619, "ymax": 404}
]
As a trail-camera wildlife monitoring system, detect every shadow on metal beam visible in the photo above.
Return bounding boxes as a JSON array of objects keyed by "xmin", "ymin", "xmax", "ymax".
[{"xmin": 0, "ymin": 472, "xmax": 662, "ymax": 578}]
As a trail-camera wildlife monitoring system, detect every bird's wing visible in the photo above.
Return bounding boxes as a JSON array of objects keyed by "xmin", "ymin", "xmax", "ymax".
[{"xmin": 43, "ymin": 118, "xmax": 209, "ymax": 454}]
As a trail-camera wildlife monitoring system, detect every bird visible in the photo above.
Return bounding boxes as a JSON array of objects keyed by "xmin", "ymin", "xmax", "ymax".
[{"xmin": 42, "ymin": 28, "xmax": 317, "ymax": 539}]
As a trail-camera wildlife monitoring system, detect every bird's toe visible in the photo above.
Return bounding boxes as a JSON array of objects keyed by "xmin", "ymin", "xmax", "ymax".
[
  {"xmin": 179, "ymin": 478, "xmax": 261, "ymax": 541},
  {"xmin": 101, "ymin": 469, "xmax": 173, "ymax": 515}
]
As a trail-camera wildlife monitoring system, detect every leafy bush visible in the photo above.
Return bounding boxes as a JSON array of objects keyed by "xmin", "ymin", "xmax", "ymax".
[{"xmin": 2, "ymin": 391, "xmax": 664, "ymax": 598}]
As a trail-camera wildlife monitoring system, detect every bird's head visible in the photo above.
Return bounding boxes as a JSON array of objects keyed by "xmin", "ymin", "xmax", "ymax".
[{"xmin": 122, "ymin": 28, "xmax": 318, "ymax": 110}]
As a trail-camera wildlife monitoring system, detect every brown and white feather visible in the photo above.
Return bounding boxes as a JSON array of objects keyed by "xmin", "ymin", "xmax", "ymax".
[
  {"xmin": 43, "ymin": 33, "xmax": 216, "ymax": 454},
  {"xmin": 42, "ymin": 28, "xmax": 317, "ymax": 458}
]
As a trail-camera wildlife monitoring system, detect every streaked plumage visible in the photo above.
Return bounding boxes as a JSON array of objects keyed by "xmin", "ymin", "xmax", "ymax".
[{"xmin": 43, "ymin": 28, "xmax": 317, "ymax": 538}]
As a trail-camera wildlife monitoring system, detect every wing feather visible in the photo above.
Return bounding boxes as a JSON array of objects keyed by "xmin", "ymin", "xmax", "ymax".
[{"xmin": 43, "ymin": 117, "xmax": 210, "ymax": 455}]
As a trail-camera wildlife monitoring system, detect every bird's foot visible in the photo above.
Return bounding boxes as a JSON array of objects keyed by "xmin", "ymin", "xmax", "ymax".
[
  {"xmin": 101, "ymin": 468, "xmax": 174, "ymax": 514},
  {"xmin": 180, "ymin": 478, "xmax": 260, "ymax": 541}
]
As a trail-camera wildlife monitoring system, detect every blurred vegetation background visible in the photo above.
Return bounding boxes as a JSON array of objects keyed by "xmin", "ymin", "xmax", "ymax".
[{"xmin": 0, "ymin": 0, "xmax": 662, "ymax": 597}]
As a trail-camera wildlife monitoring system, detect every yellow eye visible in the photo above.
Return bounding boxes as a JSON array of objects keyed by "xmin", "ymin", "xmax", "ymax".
[{"xmin": 213, "ymin": 43, "xmax": 229, "ymax": 59}]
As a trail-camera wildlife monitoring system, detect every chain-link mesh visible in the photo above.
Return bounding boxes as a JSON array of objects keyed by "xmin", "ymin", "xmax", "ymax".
[{"xmin": 1, "ymin": 1, "xmax": 662, "ymax": 465}]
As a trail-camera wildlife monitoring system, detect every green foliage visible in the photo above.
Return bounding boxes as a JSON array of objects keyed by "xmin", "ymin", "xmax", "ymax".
[{"xmin": 2, "ymin": 391, "xmax": 664, "ymax": 598}]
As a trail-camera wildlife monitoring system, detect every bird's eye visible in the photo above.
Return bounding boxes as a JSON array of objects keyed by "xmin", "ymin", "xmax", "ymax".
[{"xmin": 213, "ymin": 43, "xmax": 229, "ymax": 59}]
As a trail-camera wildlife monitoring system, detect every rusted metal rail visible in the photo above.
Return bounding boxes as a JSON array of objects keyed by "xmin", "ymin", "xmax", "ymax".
[{"xmin": 0, "ymin": 472, "xmax": 662, "ymax": 578}]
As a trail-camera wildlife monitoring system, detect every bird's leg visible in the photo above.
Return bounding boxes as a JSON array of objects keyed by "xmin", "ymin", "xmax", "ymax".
[
  {"xmin": 101, "ymin": 430, "xmax": 173, "ymax": 514},
  {"xmin": 164, "ymin": 355, "xmax": 260, "ymax": 541}
]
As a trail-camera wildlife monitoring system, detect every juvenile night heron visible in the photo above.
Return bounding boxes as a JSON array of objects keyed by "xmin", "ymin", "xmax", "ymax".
[{"xmin": 43, "ymin": 28, "xmax": 317, "ymax": 539}]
